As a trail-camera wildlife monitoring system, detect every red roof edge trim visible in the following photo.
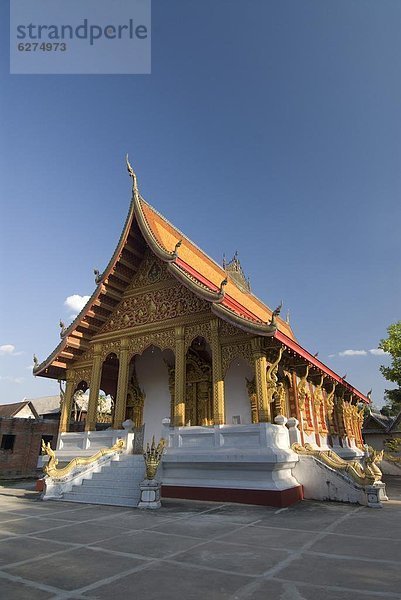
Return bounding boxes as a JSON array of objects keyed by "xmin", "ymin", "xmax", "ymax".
[
  {"xmin": 175, "ymin": 257, "xmax": 220, "ymax": 292},
  {"xmin": 274, "ymin": 330, "xmax": 369, "ymax": 403},
  {"xmin": 221, "ymin": 296, "xmax": 263, "ymax": 323}
]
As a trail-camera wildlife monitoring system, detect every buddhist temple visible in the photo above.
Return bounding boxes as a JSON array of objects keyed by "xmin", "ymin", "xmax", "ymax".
[{"xmin": 34, "ymin": 159, "xmax": 384, "ymax": 508}]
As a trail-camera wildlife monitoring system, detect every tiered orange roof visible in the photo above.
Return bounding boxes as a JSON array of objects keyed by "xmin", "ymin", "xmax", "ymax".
[{"xmin": 33, "ymin": 161, "xmax": 369, "ymax": 404}]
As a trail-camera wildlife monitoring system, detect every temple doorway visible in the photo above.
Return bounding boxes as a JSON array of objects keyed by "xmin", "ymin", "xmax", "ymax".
[
  {"xmin": 185, "ymin": 337, "xmax": 212, "ymax": 426},
  {"xmin": 225, "ymin": 358, "xmax": 253, "ymax": 425},
  {"xmin": 133, "ymin": 345, "xmax": 174, "ymax": 443}
]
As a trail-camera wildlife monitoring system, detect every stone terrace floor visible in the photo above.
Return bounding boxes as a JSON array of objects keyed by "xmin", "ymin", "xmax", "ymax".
[{"xmin": 0, "ymin": 477, "xmax": 400, "ymax": 600}]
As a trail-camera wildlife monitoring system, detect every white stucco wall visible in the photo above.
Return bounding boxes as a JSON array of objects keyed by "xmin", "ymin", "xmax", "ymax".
[
  {"xmin": 135, "ymin": 346, "xmax": 171, "ymax": 444},
  {"xmin": 224, "ymin": 359, "xmax": 253, "ymax": 425}
]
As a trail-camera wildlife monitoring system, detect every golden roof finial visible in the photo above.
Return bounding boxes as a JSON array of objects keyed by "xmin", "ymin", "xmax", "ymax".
[{"xmin": 126, "ymin": 154, "xmax": 139, "ymax": 199}]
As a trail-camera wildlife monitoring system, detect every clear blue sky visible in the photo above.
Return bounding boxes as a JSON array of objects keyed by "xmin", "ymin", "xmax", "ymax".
[{"xmin": 1, "ymin": 1, "xmax": 400, "ymax": 407}]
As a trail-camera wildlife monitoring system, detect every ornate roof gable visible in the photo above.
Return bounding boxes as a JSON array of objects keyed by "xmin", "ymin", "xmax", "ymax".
[{"xmin": 32, "ymin": 158, "xmax": 370, "ymax": 403}]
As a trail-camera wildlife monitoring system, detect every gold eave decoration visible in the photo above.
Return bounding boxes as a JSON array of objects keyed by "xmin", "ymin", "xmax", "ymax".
[{"xmin": 211, "ymin": 302, "xmax": 276, "ymax": 336}]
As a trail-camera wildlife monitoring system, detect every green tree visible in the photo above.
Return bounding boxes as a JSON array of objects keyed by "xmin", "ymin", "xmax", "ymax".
[{"xmin": 379, "ymin": 321, "xmax": 401, "ymax": 416}]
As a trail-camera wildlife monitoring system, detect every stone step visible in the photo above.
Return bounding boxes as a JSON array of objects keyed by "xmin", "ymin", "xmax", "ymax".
[
  {"xmin": 73, "ymin": 483, "xmax": 140, "ymax": 496},
  {"xmin": 62, "ymin": 492, "xmax": 139, "ymax": 508},
  {"xmin": 81, "ymin": 480, "xmax": 141, "ymax": 491},
  {"xmin": 58, "ymin": 453, "xmax": 144, "ymax": 508},
  {"xmin": 87, "ymin": 478, "xmax": 144, "ymax": 488},
  {"xmin": 109, "ymin": 460, "xmax": 144, "ymax": 469}
]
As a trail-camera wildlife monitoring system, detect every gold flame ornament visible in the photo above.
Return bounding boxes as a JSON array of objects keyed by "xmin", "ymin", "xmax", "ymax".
[{"xmin": 143, "ymin": 437, "xmax": 166, "ymax": 480}]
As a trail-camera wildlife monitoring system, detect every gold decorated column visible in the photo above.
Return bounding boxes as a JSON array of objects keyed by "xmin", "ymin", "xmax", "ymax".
[
  {"xmin": 174, "ymin": 326, "xmax": 186, "ymax": 426},
  {"xmin": 59, "ymin": 370, "xmax": 75, "ymax": 434},
  {"xmin": 211, "ymin": 319, "xmax": 225, "ymax": 424},
  {"xmin": 85, "ymin": 343, "xmax": 103, "ymax": 431},
  {"xmin": 251, "ymin": 338, "xmax": 270, "ymax": 423},
  {"xmin": 113, "ymin": 338, "xmax": 130, "ymax": 429}
]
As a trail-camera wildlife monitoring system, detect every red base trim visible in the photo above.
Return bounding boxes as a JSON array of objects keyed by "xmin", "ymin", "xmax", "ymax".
[
  {"xmin": 161, "ymin": 485, "xmax": 303, "ymax": 508},
  {"xmin": 35, "ymin": 478, "xmax": 45, "ymax": 492}
]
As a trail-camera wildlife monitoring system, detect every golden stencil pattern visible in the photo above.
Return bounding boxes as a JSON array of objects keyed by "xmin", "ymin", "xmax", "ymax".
[{"xmin": 102, "ymin": 284, "xmax": 210, "ymax": 333}]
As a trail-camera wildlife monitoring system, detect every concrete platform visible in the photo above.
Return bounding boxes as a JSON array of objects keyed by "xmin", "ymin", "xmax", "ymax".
[{"xmin": 0, "ymin": 476, "xmax": 400, "ymax": 599}]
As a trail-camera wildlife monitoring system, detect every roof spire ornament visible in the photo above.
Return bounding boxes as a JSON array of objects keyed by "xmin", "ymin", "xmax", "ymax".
[
  {"xmin": 224, "ymin": 251, "xmax": 250, "ymax": 292},
  {"xmin": 219, "ymin": 277, "xmax": 228, "ymax": 294},
  {"xmin": 367, "ymin": 389, "xmax": 372, "ymax": 403},
  {"xmin": 59, "ymin": 320, "xmax": 67, "ymax": 338},
  {"xmin": 94, "ymin": 269, "xmax": 102, "ymax": 284},
  {"xmin": 126, "ymin": 154, "xmax": 139, "ymax": 199},
  {"xmin": 33, "ymin": 354, "xmax": 39, "ymax": 367},
  {"xmin": 172, "ymin": 239, "xmax": 182, "ymax": 259},
  {"xmin": 270, "ymin": 300, "xmax": 283, "ymax": 326},
  {"xmin": 286, "ymin": 309, "xmax": 290, "ymax": 325}
]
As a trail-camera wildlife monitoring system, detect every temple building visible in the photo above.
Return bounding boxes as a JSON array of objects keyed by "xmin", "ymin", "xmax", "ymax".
[{"xmin": 34, "ymin": 160, "xmax": 374, "ymax": 507}]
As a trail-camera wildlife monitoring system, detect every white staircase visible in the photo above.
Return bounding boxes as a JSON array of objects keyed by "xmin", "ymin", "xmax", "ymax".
[{"xmin": 62, "ymin": 454, "xmax": 145, "ymax": 508}]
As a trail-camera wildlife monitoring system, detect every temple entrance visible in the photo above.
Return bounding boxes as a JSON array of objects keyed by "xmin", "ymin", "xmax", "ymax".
[
  {"xmin": 185, "ymin": 337, "xmax": 212, "ymax": 426},
  {"xmin": 95, "ymin": 353, "xmax": 119, "ymax": 430},
  {"xmin": 132, "ymin": 345, "xmax": 174, "ymax": 442},
  {"xmin": 224, "ymin": 358, "xmax": 253, "ymax": 425}
]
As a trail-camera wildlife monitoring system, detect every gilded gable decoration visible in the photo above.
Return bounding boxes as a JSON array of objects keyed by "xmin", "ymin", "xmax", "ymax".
[
  {"xmin": 73, "ymin": 367, "xmax": 92, "ymax": 388},
  {"xmin": 100, "ymin": 340, "xmax": 121, "ymax": 361},
  {"xmin": 221, "ymin": 340, "xmax": 253, "ymax": 376},
  {"xmin": 127, "ymin": 330, "xmax": 176, "ymax": 358},
  {"xmin": 127, "ymin": 251, "xmax": 173, "ymax": 290},
  {"xmin": 101, "ymin": 283, "xmax": 210, "ymax": 334},
  {"xmin": 184, "ymin": 321, "xmax": 212, "ymax": 351}
]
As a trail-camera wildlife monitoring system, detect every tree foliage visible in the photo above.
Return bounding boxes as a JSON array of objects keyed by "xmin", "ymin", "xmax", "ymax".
[{"xmin": 379, "ymin": 321, "xmax": 401, "ymax": 416}]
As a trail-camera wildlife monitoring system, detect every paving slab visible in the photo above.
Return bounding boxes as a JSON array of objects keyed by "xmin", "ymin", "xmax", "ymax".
[
  {"xmin": 81, "ymin": 560, "xmax": 253, "ymax": 600},
  {"xmin": 277, "ymin": 553, "xmax": 401, "ymax": 595},
  {"xmin": 0, "ymin": 576, "xmax": 55, "ymax": 600},
  {"xmin": 331, "ymin": 506, "xmax": 401, "ymax": 539},
  {"xmin": 309, "ymin": 531, "xmax": 401, "ymax": 562},
  {"xmin": 248, "ymin": 579, "xmax": 394, "ymax": 600},
  {"xmin": 4, "ymin": 546, "xmax": 150, "ymax": 591},
  {"xmin": 196, "ymin": 502, "xmax": 276, "ymax": 524},
  {"xmin": 254, "ymin": 501, "xmax": 361, "ymax": 532},
  {"xmin": 148, "ymin": 514, "xmax": 247, "ymax": 539},
  {"xmin": 0, "ymin": 536, "xmax": 76, "ymax": 567},
  {"xmin": 33, "ymin": 521, "xmax": 133, "ymax": 544},
  {"xmin": 171, "ymin": 539, "xmax": 289, "ymax": 575},
  {"xmin": 219, "ymin": 523, "xmax": 313, "ymax": 551},
  {"xmin": 0, "ymin": 516, "xmax": 73, "ymax": 535},
  {"xmin": 91, "ymin": 528, "xmax": 205, "ymax": 559}
]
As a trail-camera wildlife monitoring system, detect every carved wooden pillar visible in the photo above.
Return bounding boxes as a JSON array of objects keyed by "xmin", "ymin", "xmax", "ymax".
[
  {"xmin": 113, "ymin": 338, "xmax": 130, "ymax": 429},
  {"xmin": 174, "ymin": 326, "xmax": 186, "ymax": 426},
  {"xmin": 86, "ymin": 343, "xmax": 103, "ymax": 431},
  {"xmin": 59, "ymin": 370, "xmax": 75, "ymax": 434},
  {"xmin": 251, "ymin": 338, "xmax": 270, "ymax": 423},
  {"xmin": 211, "ymin": 319, "xmax": 225, "ymax": 425}
]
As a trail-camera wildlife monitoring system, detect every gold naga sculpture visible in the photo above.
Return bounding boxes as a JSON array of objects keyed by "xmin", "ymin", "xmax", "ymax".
[
  {"xmin": 41, "ymin": 439, "xmax": 125, "ymax": 480},
  {"xmin": 143, "ymin": 436, "xmax": 166, "ymax": 480},
  {"xmin": 266, "ymin": 346, "xmax": 284, "ymax": 406},
  {"xmin": 292, "ymin": 442, "xmax": 383, "ymax": 487}
]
